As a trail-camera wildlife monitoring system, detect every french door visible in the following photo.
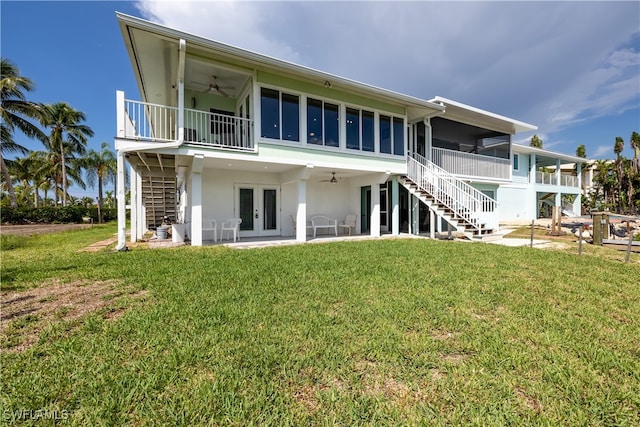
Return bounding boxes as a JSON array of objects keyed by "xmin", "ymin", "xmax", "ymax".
[{"xmin": 237, "ymin": 185, "xmax": 280, "ymax": 237}]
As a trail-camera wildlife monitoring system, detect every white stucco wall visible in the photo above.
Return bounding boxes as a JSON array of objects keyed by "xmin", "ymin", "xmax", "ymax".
[
  {"xmin": 198, "ymin": 168, "xmax": 356, "ymax": 237},
  {"xmin": 497, "ymin": 185, "xmax": 534, "ymax": 222}
]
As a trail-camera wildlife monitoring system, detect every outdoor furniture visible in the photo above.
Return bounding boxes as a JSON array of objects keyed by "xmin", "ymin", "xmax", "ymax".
[
  {"xmin": 310, "ymin": 215, "xmax": 338, "ymax": 237},
  {"xmin": 290, "ymin": 214, "xmax": 312, "ymax": 234},
  {"xmin": 220, "ymin": 218, "xmax": 242, "ymax": 242},
  {"xmin": 203, "ymin": 219, "xmax": 217, "ymax": 242},
  {"xmin": 338, "ymin": 214, "xmax": 358, "ymax": 235}
]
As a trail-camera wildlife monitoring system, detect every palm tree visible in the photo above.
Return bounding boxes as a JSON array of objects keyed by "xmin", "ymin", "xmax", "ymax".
[
  {"xmin": 593, "ymin": 160, "xmax": 615, "ymax": 209},
  {"xmin": 42, "ymin": 102, "xmax": 93, "ymax": 206},
  {"xmin": 575, "ymin": 144, "xmax": 587, "ymax": 158},
  {"xmin": 0, "ymin": 58, "xmax": 47, "ymax": 207},
  {"xmin": 7, "ymin": 155, "xmax": 37, "ymax": 207},
  {"xmin": 613, "ymin": 137, "xmax": 624, "ymax": 212},
  {"xmin": 83, "ymin": 141, "xmax": 116, "ymax": 223},
  {"xmin": 630, "ymin": 131, "xmax": 639, "ymax": 174},
  {"xmin": 530, "ymin": 134, "xmax": 543, "ymax": 149},
  {"xmin": 104, "ymin": 190, "xmax": 114, "ymax": 209}
]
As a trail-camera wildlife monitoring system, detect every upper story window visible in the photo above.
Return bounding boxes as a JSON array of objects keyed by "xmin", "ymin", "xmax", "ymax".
[
  {"xmin": 513, "ymin": 154, "xmax": 519, "ymax": 171},
  {"xmin": 380, "ymin": 115, "xmax": 405, "ymax": 156},
  {"xmin": 307, "ymin": 98, "xmax": 339, "ymax": 147},
  {"xmin": 345, "ymin": 108, "xmax": 375, "ymax": 152},
  {"xmin": 260, "ymin": 88, "xmax": 299, "ymax": 141}
]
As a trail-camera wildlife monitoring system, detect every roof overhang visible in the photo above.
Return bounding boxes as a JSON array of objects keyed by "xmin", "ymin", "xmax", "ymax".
[
  {"xmin": 116, "ymin": 12, "xmax": 445, "ymax": 119},
  {"xmin": 511, "ymin": 143, "xmax": 586, "ymax": 166},
  {"xmin": 429, "ymin": 96, "xmax": 537, "ymax": 135}
]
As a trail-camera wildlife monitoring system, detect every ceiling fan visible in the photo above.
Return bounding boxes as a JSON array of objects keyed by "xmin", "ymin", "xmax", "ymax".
[
  {"xmin": 320, "ymin": 172, "xmax": 338, "ymax": 184},
  {"xmin": 192, "ymin": 76, "xmax": 235, "ymax": 97}
]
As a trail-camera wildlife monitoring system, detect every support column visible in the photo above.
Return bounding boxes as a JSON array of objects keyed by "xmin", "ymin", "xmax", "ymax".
[
  {"xmin": 411, "ymin": 194, "xmax": 419, "ymax": 235},
  {"xmin": 190, "ymin": 171, "xmax": 203, "ymax": 246},
  {"xmin": 430, "ymin": 208, "xmax": 436, "ymax": 239},
  {"xmin": 116, "ymin": 150, "xmax": 127, "ymax": 251},
  {"xmin": 391, "ymin": 177, "xmax": 399, "ymax": 236},
  {"xmin": 130, "ymin": 168, "xmax": 137, "ymax": 243},
  {"xmin": 136, "ymin": 170, "xmax": 144, "ymax": 239},
  {"xmin": 190, "ymin": 155, "xmax": 204, "ymax": 246},
  {"xmin": 370, "ymin": 183, "xmax": 381, "ymax": 237},
  {"xmin": 296, "ymin": 180, "xmax": 307, "ymax": 242},
  {"xmin": 530, "ymin": 153, "xmax": 537, "ymax": 219}
]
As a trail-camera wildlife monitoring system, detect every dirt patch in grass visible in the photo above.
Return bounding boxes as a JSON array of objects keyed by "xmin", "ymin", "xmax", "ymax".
[
  {"xmin": 0, "ymin": 223, "xmax": 93, "ymax": 236},
  {"xmin": 1, "ymin": 279, "xmax": 147, "ymax": 352},
  {"xmin": 515, "ymin": 386, "xmax": 543, "ymax": 414}
]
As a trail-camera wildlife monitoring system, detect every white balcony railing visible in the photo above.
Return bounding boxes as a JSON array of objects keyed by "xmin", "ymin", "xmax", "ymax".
[
  {"xmin": 120, "ymin": 95, "xmax": 254, "ymax": 150},
  {"xmin": 535, "ymin": 171, "xmax": 578, "ymax": 187},
  {"xmin": 124, "ymin": 99, "xmax": 178, "ymax": 142},
  {"xmin": 184, "ymin": 108, "xmax": 254, "ymax": 151},
  {"xmin": 431, "ymin": 147, "xmax": 511, "ymax": 180}
]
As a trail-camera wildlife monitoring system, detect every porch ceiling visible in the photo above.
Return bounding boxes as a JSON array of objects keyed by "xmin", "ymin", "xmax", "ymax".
[
  {"xmin": 127, "ymin": 151, "xmax": 381, "ymax": 184},
  {"xmin": 122, "ymin": 26, "xmax": 179, "ymax": 106},
  {"xmin": 184, "ymin": 56, "xmax": 251, "ymax": 99},
  {"xmin": 198, "ymin": 157, "xmax": 370, "ymax": 183}
]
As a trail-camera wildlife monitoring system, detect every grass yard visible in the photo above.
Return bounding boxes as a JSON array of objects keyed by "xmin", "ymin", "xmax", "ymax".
[{"xmin": 1, "ymin": 225, "xmax": 639, "ymax": 425}]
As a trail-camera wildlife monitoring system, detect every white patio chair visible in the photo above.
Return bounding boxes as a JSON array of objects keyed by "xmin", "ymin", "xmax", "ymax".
[
  {"xmin": 220, "ymin": 218, "xmax": 242, "ymax": 242},
  {"xmin": 338, "ymin": 214, "xmax": 358, "ymax": 235},
  {"xmin": 203, "ymin": 219, "xmax": 217, "ymax": 242}
]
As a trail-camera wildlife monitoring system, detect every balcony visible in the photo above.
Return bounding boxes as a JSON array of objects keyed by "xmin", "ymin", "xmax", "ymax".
[
  {"xmin": 118, "ymin": 94, "xmax": 254, "ymax": 151},
  {"xmin": 431, "ymin": 147, "xmax": 511, "ymax": 181},
  {"xmin": 535, "ymin": 171, "xmax": 578, "ymax": 187}
]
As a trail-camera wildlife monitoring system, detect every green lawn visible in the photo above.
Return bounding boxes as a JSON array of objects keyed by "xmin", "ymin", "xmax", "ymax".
[{"xmin": 1, "ymin": 226, "xmax": 639, "ymax": 425}]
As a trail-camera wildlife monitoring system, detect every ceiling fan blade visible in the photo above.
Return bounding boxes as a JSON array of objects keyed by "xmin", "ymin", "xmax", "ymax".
[{"xmin": 216, "ymin": 86, "xmax": 229, "ymax": 97}]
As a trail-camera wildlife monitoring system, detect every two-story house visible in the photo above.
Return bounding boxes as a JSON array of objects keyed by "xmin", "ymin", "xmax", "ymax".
[{"xmin": 114, "ymin": 13, "xmax": 583, "ymax": 249}]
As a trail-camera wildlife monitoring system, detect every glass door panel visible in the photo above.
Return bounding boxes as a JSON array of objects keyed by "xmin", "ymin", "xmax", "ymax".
[
  {"xmin": 239, "ymin": 188, "xmax": 254, "ymax": 231},
  {"xmin": 237, "ymin": 185, "xmax": 279, "ymax": 237}
]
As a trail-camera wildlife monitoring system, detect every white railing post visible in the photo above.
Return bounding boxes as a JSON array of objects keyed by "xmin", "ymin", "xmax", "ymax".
[{"xmin": 116, "ymin": 91, "xmax": 125, "ymax": 138}]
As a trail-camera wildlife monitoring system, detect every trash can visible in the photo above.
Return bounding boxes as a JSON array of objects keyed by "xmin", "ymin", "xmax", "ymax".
[
  {"xmin": 156, "ymin": 225, "xmax": 169, "ymax": 240},
  {"xmin": 172, "ymin": 223, "xmax": 185, "ymax": 243}
]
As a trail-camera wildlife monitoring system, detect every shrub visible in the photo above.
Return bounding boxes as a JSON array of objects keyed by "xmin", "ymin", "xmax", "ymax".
[{"xmin": 0, "ymin": 206, "xmax": 103, "ymax": 224}]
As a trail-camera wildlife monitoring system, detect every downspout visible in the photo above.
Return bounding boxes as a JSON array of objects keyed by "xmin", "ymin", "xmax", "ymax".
[
  {"xmin": 177, "ymin": 39, "xmax": 186, "ymax": 143},
  {"xmin": 422, "ymin": 108, "xmax": 444, "ymax": 161}
]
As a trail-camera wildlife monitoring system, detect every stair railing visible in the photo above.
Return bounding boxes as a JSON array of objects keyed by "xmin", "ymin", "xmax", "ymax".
[{"xmin": 407, "ymin": 153, "xmax": 498, "ymax": 233}]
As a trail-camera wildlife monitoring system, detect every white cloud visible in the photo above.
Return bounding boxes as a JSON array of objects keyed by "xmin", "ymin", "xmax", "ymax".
[
  {"xmin": 593, "ymin": 145, "xmax": 612, "ymax": 158},
  {"xmin": 135, "ymin": 1, "xmax": 302, "ymax": 62},
  {"xmin": 134, "ymin": 1, "xmax": 640, "ymax": 156}
]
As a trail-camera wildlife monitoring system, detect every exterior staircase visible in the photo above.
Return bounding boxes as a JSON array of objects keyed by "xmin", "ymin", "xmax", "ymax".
[
  {"xmin": 142, "ymin": 175, "xmax": 177, "ymax": 230},
  {"xmin": 402, "ymin": 154, "xmax": 500, "ymax": 241}
]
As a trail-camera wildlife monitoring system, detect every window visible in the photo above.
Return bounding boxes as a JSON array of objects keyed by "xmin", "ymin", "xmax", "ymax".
[
  {"xmin": 380, "ymin": 115, "xmax": 392, "ymax": 154},
  {"xmin": 307, "ymin": 98, "xmax": 339, "ymax": 147},
  {"xmin": 260, "ymin": 88, "xmax": 299, "ymax": 141},
  {"xmin": 346, "ymin": 107, "xmax": 360, "ymax": 150},
  {"xmin": 362, "ymin": 110, "xmax": 374, "ymax": 152},
  {"xmin": 379, "ymin": 115, "xmax": 405, "ymax": 156},
  {"xmin": 324, "ymin": 103, "xmax": 339, "ymax": 147},
  {"xmin": 307, "ymin": 98, "xmax": 323, "ymax": 144},
  {"xmin": 260, "ymin": 88, "xmax": 279, "ymax": 139},
  {"xmin": 513, "ymin": 154, "xmax": 519, "ymax": 171},
  {"xmin": 346, "ymin": 108, "xmax": 375, "ymax": 152},
  {"xmin": 282, "ymin": 93, "xmax": 299, "ymax": 141},
  {"xmin": 393, "ymin": 117, "xmax": 405, "ymax": 156}
]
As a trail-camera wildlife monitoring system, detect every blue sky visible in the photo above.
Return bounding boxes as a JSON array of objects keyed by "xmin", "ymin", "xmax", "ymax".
[{"xmin": 2, "ymin": 1, "xmax": 639, "ymax": 199}]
